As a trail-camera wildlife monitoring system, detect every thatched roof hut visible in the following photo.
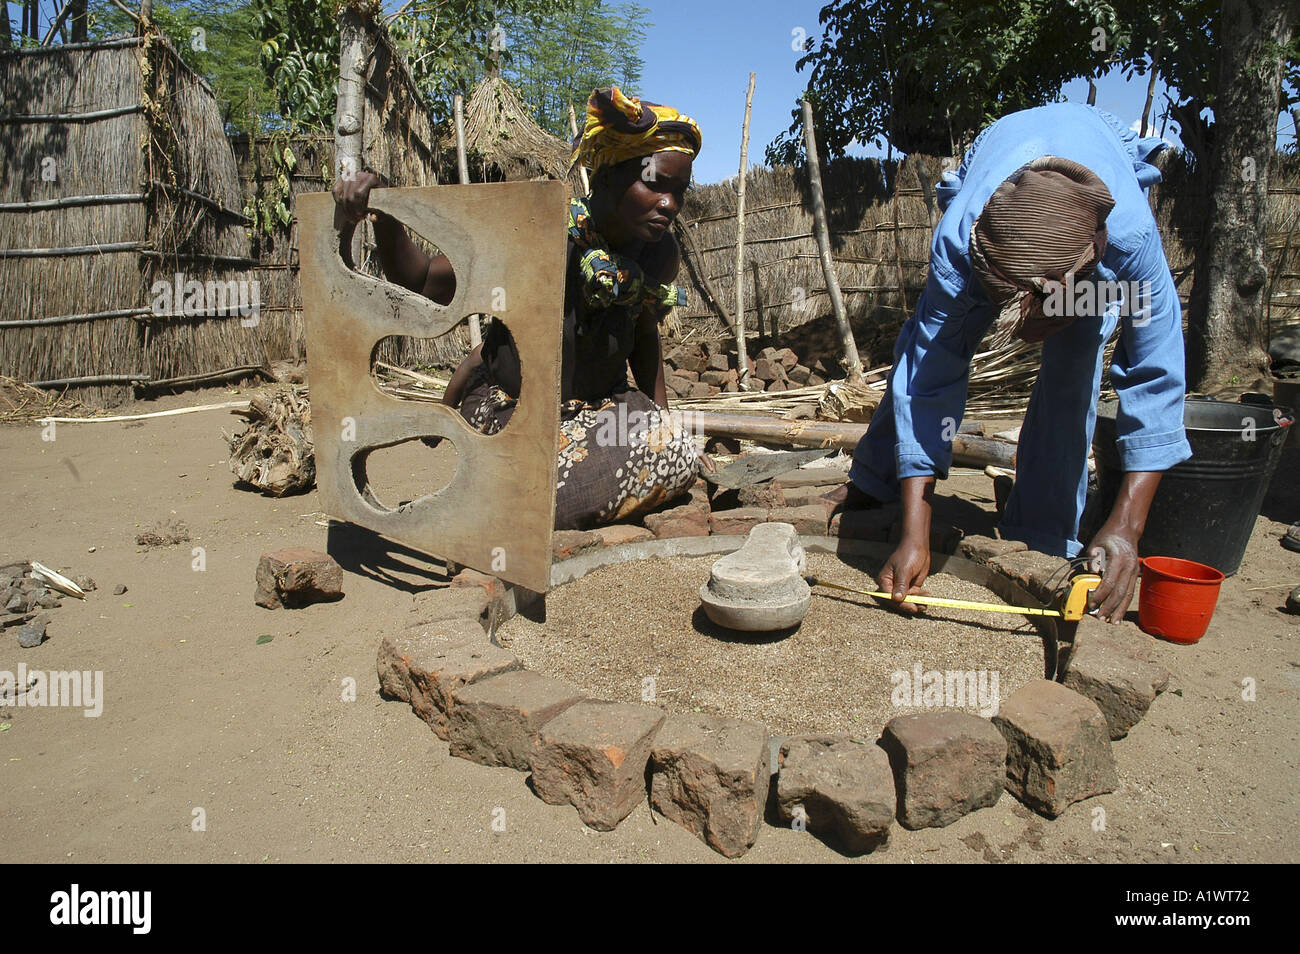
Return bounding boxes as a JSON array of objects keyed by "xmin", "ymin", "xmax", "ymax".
[
  {"xmin": 0, "ymin": 34, "xmax": 260, "ymax": 407},
  {"xmin": 453, "ymin": 72, "xmax": 581, "ymax": 189}
]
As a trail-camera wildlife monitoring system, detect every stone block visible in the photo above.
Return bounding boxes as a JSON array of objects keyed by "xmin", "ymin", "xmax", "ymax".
[
  {"xmin": 376, "ymin": 622, "xmax": 521, "ymax": 738},
  {"xmin": 649, "ymin": 713, "xmax": 770, "ymax": 858},
  {"xmin": 769, "ymin": 504, "xmax": 830, "ymax": 536},
  {"xmin": 958, "ymin": 535, "xmax": 1029, "ymax": 563},
  {"xmin": 993, "ymin": 680, "xmax": 1117, "ymax": 817},
  {"xmin": 254, "ymin": 546, "xmax": 343, "ymax": 609},
  {"xmin": 988, "ymin": 550, "xmax": 1073, "ymax": 603},
  {"xmin": 552, "ymin": 529, "xmax": 603, "ymax": 561},
  {"xmin": 448, "ymin": 670, "xmax": 585, "ymax": 770},
  {"xmin": 409, "ymin": 585, "xmax": 491, "ymax": 629},
  {"xmin": 777, "ymin": 736, "xmax": 895, "ymax": 854},
  {"xmin": 880, "ymin": 712, "xmax": 1006, "ymax": 829},
  {"xmin": 1062, "ymin": 619, "xmax": 1171, "ymax": 739},
  {"xmin": 709, "ymin": 507, "xmax": 769, "ymax": 536},
  {"xmin": 593, "ymin": 524, "xmax": 655, "ymax": 547},
  {"xmin": 644, "ymin": 503, "xmax": 710, "ymax": 539},
  {"xmin": 530, "ymin": 701, "xmax": 666, "ymax": 831},
  {"xmin": 737, "ymin": 482, "xmax": 786, "ymax": 509}
]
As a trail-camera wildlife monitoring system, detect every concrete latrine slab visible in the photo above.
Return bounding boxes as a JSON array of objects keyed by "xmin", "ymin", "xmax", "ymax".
[{"xmin": 298, "ymin": 181, "xmax": 568, "ymax": 591}]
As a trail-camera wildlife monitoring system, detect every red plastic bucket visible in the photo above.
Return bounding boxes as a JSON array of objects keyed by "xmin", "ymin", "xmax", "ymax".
[{"xmin": 1137, "ymin": 556, "xmax": 1225, "ymax": 644}]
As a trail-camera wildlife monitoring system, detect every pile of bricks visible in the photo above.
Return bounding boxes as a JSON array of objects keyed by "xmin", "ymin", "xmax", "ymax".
[
  {"xmin": 377, "ymin": 529, "xmax": 1173, "ymax": 858},
  {"xmin": 662, "ymin": 340, "xmax": 833, "ymax": 399},
  {"xmin": 370, "ymin": 470, "xmax": 1180, "ymax": 858}
]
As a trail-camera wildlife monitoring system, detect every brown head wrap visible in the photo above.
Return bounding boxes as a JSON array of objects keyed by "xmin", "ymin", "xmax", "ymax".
[{"xmin": 970, "ymin": 156, "xmax": 1116, "ymax": 348}]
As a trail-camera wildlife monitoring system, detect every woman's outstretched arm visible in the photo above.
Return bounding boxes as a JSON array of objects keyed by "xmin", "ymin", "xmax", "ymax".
[{"xmin": 333, "ymin": 171, "xmax": 456, "ymax": 305}]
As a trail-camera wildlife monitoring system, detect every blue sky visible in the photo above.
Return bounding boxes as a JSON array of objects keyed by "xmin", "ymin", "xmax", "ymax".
[{"xmin": 634, "ymin": 0, "xmax": 1179, "ymax": 184}]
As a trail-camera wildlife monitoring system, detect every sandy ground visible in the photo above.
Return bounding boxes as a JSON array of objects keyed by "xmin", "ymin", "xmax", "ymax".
[
  {"xmin": 1, "ymin": 383, "xmax": 1297, "ymax": 864},
  {"xmin": 501, "ymin": 561, "xmax": 1039, "ymax": 735}
]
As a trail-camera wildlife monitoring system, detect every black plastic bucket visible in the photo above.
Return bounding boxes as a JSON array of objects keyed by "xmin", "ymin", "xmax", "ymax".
[{"xmin": 1092, "ymin": 398, "xmax": 1293, "ymax": 576}]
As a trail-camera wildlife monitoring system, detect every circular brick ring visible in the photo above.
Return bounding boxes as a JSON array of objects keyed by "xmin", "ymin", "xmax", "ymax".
[{"xmin": 377, "ymin": 533, "xmax": 1171, "ymax": 858}]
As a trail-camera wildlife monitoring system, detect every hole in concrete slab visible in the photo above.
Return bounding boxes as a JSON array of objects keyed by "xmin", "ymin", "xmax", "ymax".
[
  {"xmin": 350, "ymin": 437, "xmax": 459, "ymax": 511},
  {"xmin": 496, "ymin": 551, "xmax": 1047, "ymax": 737},
  {"xmin": 370, "ymin": 318, "xmax": 517, "ymax": 435}
]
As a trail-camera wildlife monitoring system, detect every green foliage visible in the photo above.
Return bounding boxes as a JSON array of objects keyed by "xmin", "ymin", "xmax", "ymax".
[
  {"xmin": 767, "ymin": 0, "xmax": 1122, "ymax": 163},
  {"xmin": 255, "ymin": 0, "xmax": 340, "ymax": 132},
  {"xmin": 89, "ymin": 0, "xmax": 279, "ymax": 134},
  {"xmin": 496, "ymin": 0, "xmax": 651, "ymax": 139},
  {"xmin": 386, "ymin": 0, "xmax": 579, "ymax": 119},
  {"xmin": 244, "ymin": 134, "xmax": 301, "ymax": 235},
  {"xmin": 768, "ymin": 0, "xmax": 1298, "ymax": 164}
]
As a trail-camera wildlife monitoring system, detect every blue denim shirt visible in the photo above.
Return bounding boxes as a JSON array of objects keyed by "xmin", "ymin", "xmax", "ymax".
[{"xmin": 890, "ymin": 103, "xmax": 1191, "ymax": 481}]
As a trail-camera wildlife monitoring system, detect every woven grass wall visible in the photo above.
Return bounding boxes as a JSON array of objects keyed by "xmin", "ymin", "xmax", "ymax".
[
  {"xmin": 0, "ymin": 34, "xmax": 255, "ymax": 407},
  {"xmin": 230, "ymin": 132, "xmax": 334, "ymax": 366},
  {"xmin": 138, "ymin": 34, "xmax": 258, "ymax": 393},
  {"xmin": 674, "ymin": 151, "xmax": 1300, "ymax": 376},
  {"xmin": 0, "ymin": 38, "xmax": 149, "ymax": 406}
]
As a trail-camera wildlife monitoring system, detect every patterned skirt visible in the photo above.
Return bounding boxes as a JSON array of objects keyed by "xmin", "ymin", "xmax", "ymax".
[{"xmin": 459, "ymin": 372, "xmax": 698, "ymax": 530}]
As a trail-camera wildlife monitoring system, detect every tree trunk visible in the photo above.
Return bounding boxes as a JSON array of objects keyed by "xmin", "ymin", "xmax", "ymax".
[
  {"xmin": 1187, "ymin": 0, "xmax": 1294, "ymax": 394},
  {"xmin": 70, "ymin": 0, "xmax": 87, "ymax": 42},
  {"xmin": 0, "ymin": 8, "xmax": 11, "ymax": 49}
]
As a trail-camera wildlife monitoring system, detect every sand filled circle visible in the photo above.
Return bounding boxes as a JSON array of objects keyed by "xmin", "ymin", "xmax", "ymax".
[{"xmin": 497, "ymin": 552, "xmax": 1047, "ymax": 736}]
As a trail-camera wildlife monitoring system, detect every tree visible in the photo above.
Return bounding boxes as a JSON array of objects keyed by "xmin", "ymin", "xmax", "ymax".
[
  {"xmin": 90, "ymin": 0, "xmax": 278, "ymax": 134},
  {"xmin": 497, "ymin": 0, "xmax": 650, "ymax": 140},
  {"xmin": 771, "ymin": 0, "xmax": 1299, "ymax": 392},
  {"xmin": 248, "ymin": 0, "xmax": 578, "ymax": 135},
  {"xmin": 766, "ymin": 0, "xmax": 1123, "ymax": 163},
  {"xmin": 1185, "ymin": 0, "xmax": 1295, "ymax": 392}
]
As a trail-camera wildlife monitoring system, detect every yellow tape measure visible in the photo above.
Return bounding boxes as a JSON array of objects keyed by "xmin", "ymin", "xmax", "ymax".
[{"xmin": 806, "ymin": 573, "xmax": 1102, "ymax": 622}]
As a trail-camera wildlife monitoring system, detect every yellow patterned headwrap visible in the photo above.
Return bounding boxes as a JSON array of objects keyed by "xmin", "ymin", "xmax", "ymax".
[{"xmin": 570, "ymin": 87, "xmax": 702, "ymax": 175}]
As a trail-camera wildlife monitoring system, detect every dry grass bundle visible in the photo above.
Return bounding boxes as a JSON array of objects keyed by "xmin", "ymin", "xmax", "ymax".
[
  {"xmin": 0, "ymin": 374, "xmax": 91, "ymax": 423},
  {"xmin": 225, "ymin": 387, "xmax": 315, "ymax": 496}
]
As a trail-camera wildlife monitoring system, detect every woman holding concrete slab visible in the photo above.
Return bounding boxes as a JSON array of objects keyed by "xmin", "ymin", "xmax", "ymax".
[{"xmin": 335, "ymin": 87, "xmax": 707, "ymax": 531}]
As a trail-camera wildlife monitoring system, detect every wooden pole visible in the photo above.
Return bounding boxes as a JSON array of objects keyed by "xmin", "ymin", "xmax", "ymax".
[
  {"xmin": 800, "ymin": 100, "xmax": 863, "ymax": 383},
  {"xmin": 335, "ymin": 7, "xmax": 369, "ymax": 267},
  {"xmin": 891, "ymin": 161, "xmax": 910, "ymax": 316},
  {"xmin": 734, "ymin": 72, "xmax": 756, "ymax": 390},
  {"xmin": 673, "ymin": 219, "xmax": 737, "ymax": 333},
  {"xmin": 454, "ymin": 93, "xmax": 481, "ymax": 348},
  {"xmin": 690, "ymin": 409, "xmax": 1016, "ymax": 468},
  {"xmin": 567, "ymin": 104, "xmax": 590, "ymax": 195},
  {"xmin": 41, "ymin": 2, "xmax": 75, "ymax": 46},
  {"xmin": 453, "ymin": 93, "xmax": 471, "ymax": 185}
]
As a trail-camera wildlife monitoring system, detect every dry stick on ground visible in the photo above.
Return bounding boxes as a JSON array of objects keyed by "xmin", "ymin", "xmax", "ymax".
[
  {"xmin": 38, "ymin": 401, "xmax": 252, "ymax": 424},
  {"xmin": 734, "ymin": 73, "xmax": 757, "ymax": 390},
  {"xmin": 800, "ymin": 100, "xmax": 863, "ymax": 383},
  {"xmin": 567, "ymin": 104, "xmax": 589, "ymax": 196},
  {"xmin": 685, "ymin": 409, "xmax": 1017, "ymax": 468},
  {"xmin": 453, "ymin": 93, "xmax": 481, "ymax": 348}
]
